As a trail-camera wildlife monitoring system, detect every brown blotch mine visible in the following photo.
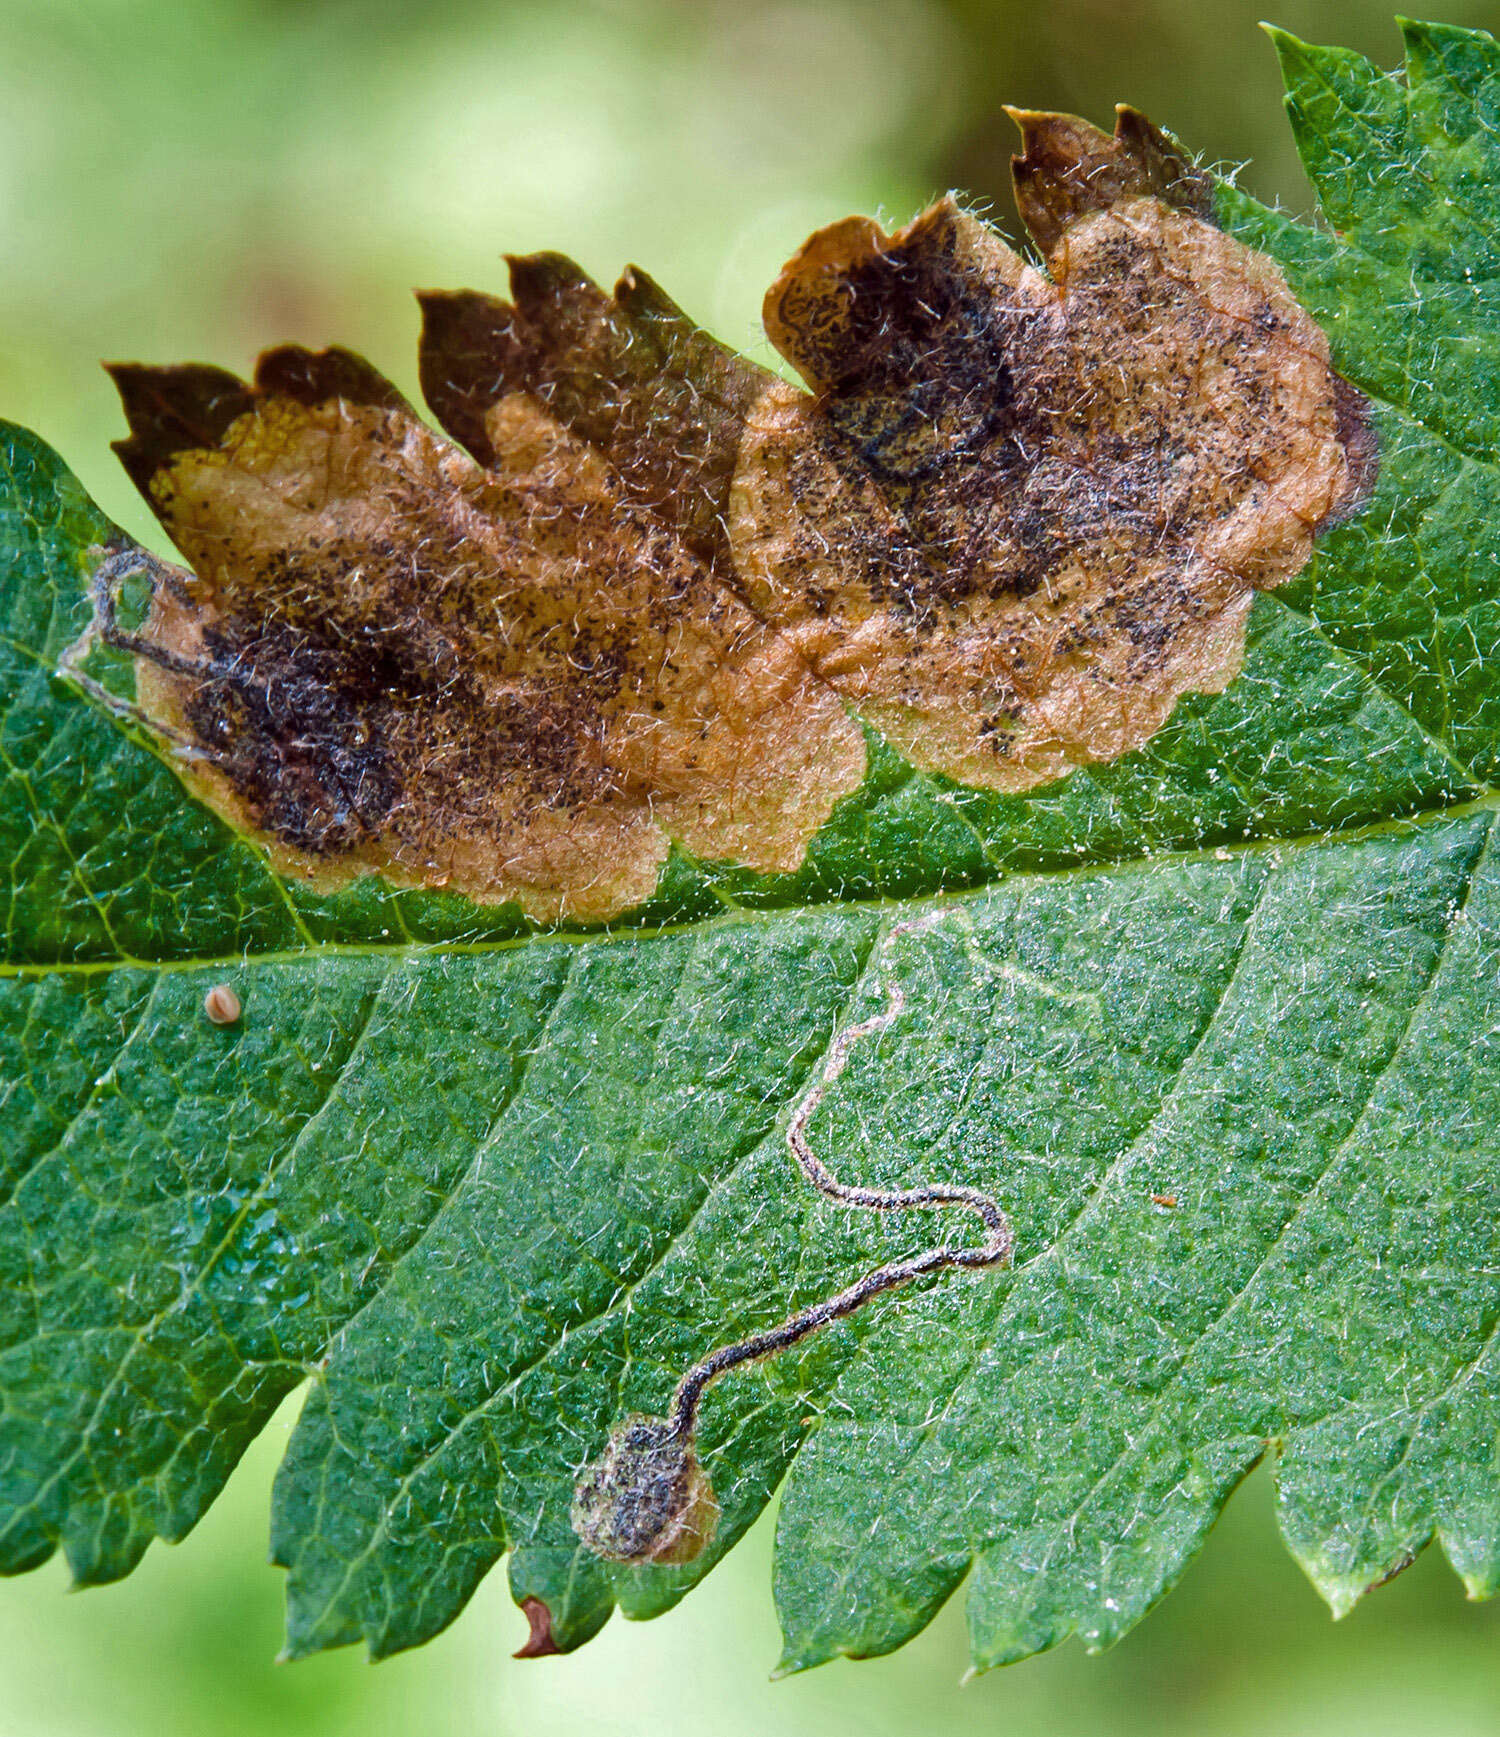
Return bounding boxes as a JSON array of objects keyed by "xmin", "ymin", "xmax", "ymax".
[
  {"xmin": 109, "ymin": 350, "xmax": 861, "ymax": 921},
  {"xmin": 738, "ymin": 107, "xmax": 1373, "ymax": 793},
  {"xmin": 100, "ymin": 106, "xmax": 1373, "ymax": 921}
]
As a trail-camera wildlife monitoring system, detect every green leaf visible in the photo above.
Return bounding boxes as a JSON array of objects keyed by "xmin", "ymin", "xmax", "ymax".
[{"xmin": 4, "ymin": 14, "xmax": 1500, "ymax": 1675}]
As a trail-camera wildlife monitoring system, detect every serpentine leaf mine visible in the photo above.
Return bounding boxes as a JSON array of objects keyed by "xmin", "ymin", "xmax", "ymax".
[
  {"xmin": 571, "ymin": 912, "xmax": 1014, "ymax": 1567},
  {"xmin": 74, "ymin": 107, "xmax": 1373, "ymax": 923}
]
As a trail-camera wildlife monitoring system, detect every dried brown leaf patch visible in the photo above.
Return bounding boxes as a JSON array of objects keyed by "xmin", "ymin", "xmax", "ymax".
[{"xmin": 98, "ymin": 109, "xmax": 1372, "ymax": 921}]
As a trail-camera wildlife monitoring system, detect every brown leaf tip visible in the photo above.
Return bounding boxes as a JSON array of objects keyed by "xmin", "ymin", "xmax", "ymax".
[
  {"xmin": 513, "ymin": 1597, "xmax": 561, "ymax": 1658},
  {"xmin": 1008, "ymin": 104, "xmax": 1213, "ymax": 258},
  {"xmin": 571, "ymin": 1414, "xmax": 719, "ymax": 1567},
  {"xmin": 107, "ymin": 361, "xmax": 255, "ymax": 502}
]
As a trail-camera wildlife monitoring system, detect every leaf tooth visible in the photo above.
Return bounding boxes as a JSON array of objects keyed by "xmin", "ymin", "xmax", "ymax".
[
  {"xmin": 1006, "ymin": 102, "xmax": 1211, "ymax": 259},
  {"xmin": 105, "ymin": 361, "xmax": 255, "ymax": 508},
  {"xmin": 252, "ymin": 345, "xmax": 414, "ymax": 417}
]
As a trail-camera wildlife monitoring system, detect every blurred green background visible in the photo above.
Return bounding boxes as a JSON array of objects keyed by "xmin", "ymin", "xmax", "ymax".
[{"xmin": 6, "ymin": 0, "xmax": 1500, "ymax": 1730}]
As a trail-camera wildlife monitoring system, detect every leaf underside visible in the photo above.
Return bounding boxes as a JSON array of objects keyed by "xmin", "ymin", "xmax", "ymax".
[{"xmin": 3, "ymin": 14, "xmax": 1500, "ymax": 1675}]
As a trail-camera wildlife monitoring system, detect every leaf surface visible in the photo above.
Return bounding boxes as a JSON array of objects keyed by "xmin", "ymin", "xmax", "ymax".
[{"xmin": 3, "ymin": 16, "xmax": 1500, "ymax": 1674}]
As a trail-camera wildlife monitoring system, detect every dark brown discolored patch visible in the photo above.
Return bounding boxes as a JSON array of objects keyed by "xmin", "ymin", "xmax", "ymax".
[
  {"xmin": 1326, "ymin": 374, "xmax": 1382, "ymax": 528},
  {"xmin": 109, "ymin": 363, "xmax": 256, "ymax": 502},
  {"xmin": 513, "ymin": 1597, "xmax": 561, "ymax": 1659},
  {"xmin": 254, "ymin": 343, "xmax": 415, "ymax": 416},
  {"xmin": 419, "ymin": 254, "xmax": 773, "ymax": 564},
  {"xmin": 98, "ymin": 105, "xmax": 1375, "ymax": 920}
]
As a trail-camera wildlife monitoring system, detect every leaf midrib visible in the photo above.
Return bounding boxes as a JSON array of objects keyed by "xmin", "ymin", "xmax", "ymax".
[{"xmin": 6, "ymin": 786, "xmax": 1496, "ymax": 981}]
